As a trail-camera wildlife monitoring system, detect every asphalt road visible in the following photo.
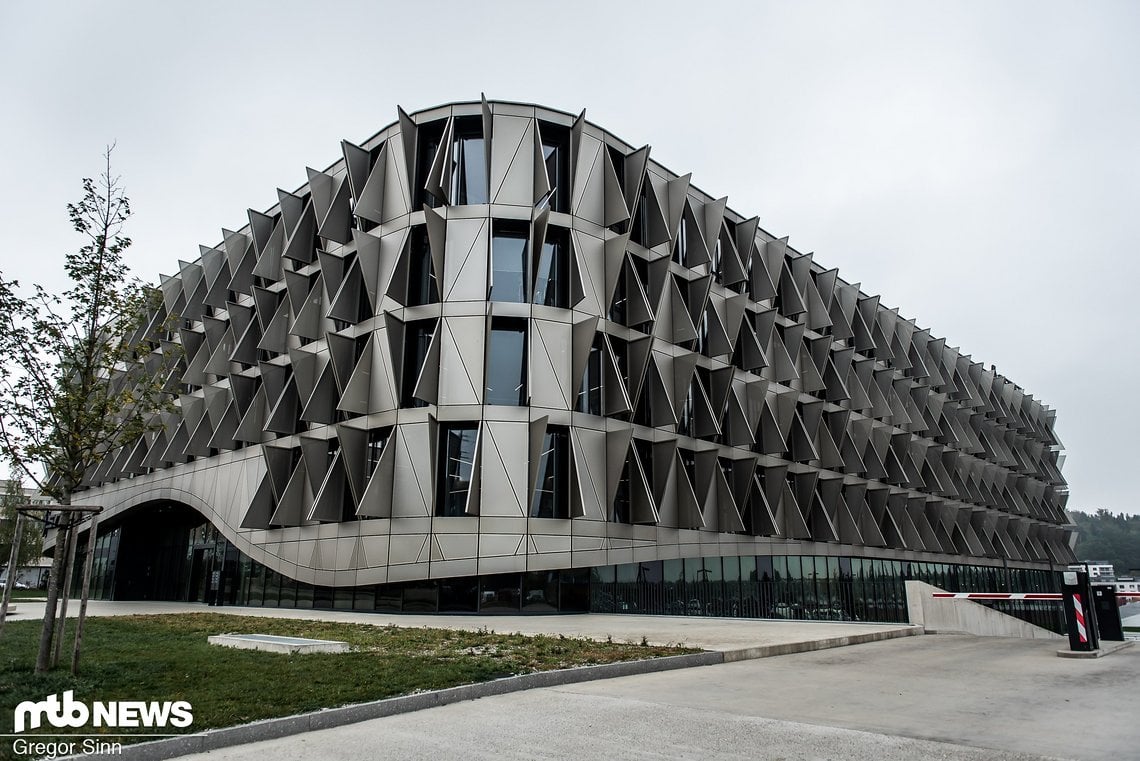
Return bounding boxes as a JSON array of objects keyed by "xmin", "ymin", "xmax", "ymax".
[{"xmin": 174, "ymin": 635, "xmax": 1139, "ymax": 761}]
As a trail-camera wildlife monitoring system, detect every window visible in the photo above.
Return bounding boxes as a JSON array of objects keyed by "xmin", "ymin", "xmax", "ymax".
[
  {"xmin": 406, "ymin": 226, "xmax": 438, "ymax": 306},
  {"xmin": 451, "ymin": 117, "xmax": 487, "ymax": 205},
  {"xmin": 612, "ymin": 458, "xmax": 632, "ymax": 524},
  {"xmin": 540, "ymin": 121, "xmax": 571, "ymax": 213},
  {"xmin": 630, "ymin": 192, "xmax": 649, "ymax": 247},
  {"xmin": 490, "ymin": 221, "xmax": 528, "ymax": 303},
  {"xmin": 401, "ymin": 318, "xmax": 436, "ymax": 408},
  {"xmin": 414, "ymin": 119, "xmax": 447, "ymax": 209},
  {"xmin": 674, "ymin": 217, "xmax": 688, "ymax": 265},
  {"xmin": 576, "ymin": 335, "xmax": 604, "ymax": 415},
  {"xmin": 491, "ymin": 222, "xmax": 568, "ymax": 306},
  {"xmin": 609, "ymin": 264, "xmax": 627, "ymax": 324},
  {"xmin": 326, "ymin": 439, "xmax": 355, "ymax": 522},
  {"xmin": 531, "ymin": 425, "xmax": 569, "ymax": 519},
  {"xmin": 678, "ymin": 386, "xmax": 695, "ymax": 437},
  {"xmin": 438, "ymin": 424, "xmax": 478, "ymax": 516},
  {"xmin": 534, "ymin": 225, "xmax": 569, "ymax": 308},
  {"xmin": 366, "ymin": 428, "xmax": 390, "ymax": 478},
  {"xmin": 485, "ymin": 319, "xmax": 527, "ymax": 405}
]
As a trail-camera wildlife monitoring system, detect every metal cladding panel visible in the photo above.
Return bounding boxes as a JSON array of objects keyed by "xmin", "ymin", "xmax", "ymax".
[
  {"xmin": 442, "ymin": 218, "xmax": 489, "ymax": 302},
  {"xmin": 490, "ymin": 115, "xmax": 535, "ymax": 207},
  {"xmin": 571, "ymin": 134, "xmax": 606, "ymax": 226},
  {"xmin": 438, "ymin": 316, "xmax": 485, "ymax": 406},
  {"xmin": 392, "ymin": 422, "xmax": 433, "ymax": 518},
  {"xmin": 81, "ymin": 98, "xmax": 1071, "ymax": 591},
  {"xmin": 480, "ymin": 421, "xmax": 529, "ymax": 518},
  {"xmin": 570, "ymin": 427, "xmax": 607, "ymax": 521},
  {"xmin": 529, "ymin": 318, "xmax": 572, "ymax": 409}
]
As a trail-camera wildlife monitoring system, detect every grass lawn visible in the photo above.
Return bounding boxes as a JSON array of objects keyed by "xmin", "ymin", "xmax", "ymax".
[
  {"xmin": 0, "ymin": 613, "xmax": 693, "ymax": 753},
  {"xmin": 2, "ymin": 590, "xmax": 47, "ymax": 601}
]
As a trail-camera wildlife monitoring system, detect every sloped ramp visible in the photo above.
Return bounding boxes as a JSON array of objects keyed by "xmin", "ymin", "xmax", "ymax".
[{"xmin": 905, "ymin": 580, "xmax": 1062, "ymax": 639}]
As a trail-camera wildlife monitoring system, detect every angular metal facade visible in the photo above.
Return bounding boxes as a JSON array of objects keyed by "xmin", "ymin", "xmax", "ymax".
[{"xmin": 74, "ymin": 99, "xmax": 1074, "ymax": 599}]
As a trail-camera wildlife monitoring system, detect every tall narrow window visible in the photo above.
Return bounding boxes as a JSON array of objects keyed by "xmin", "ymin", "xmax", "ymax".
[
  {"xmin": 678, "ymin": 386, "xmax": 695, "ymax": 437},
  {"xmin": 401, "ymin": 318, "xmax": 436, "ymax": 408},
  {"xmin": 438, "ymin": 424, "xmax": 478, "ymax": 516},
  {"xmin": 531, "ymin": 425, "xmax": 569, "ymax": 519},
  {"xmin": 485, "ymin": 318, "xmax": 527, "ymax": 405},
  {"xmin": 366, "ymin": 428, "xmax": 390, "ymax": 478},
  {"xmin": 490, "ymin": 221, "xmax": 529, "ymax": 303},
  {"xmin": 674, "ymin": 217, "xmax": 688, "ymax": 265},
  {"xmin": 609, "ymin": 264, "xmax": 627, "ymax": 324},
  {"xmin": 406, "ymin": 226, "xmax": 438, "ymax": 306},
  {"xmin": 534, "ymin": 225, "xmax": 569, "ymax": 308},
  {"xmin": 576, "ymin": 335, "xmax": 603, "ymax": 415},
  {"xmin": 612, "ymin": 459, "xmax": 632, "ymax": 524},
  {"xmin": 540, "ymin": 121, "xmax": 571, "ymax": 214},
  {"xmin": 415, "ymin": 119, "xmax": 447, "ymax": 209},
  {"xmin": 451, "ymin": 117, "xmax": 487, "ymax": 205}
]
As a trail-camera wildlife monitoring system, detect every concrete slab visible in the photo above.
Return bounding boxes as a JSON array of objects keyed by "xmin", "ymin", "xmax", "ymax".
[
  {"xmin": 1055, "ymin": 639, "xmax": 1134, "ymax": 658},
  {"xmin": 208, "ymin": 633, "xmax": 351, "ymax": 654},
  {"xmin": 165, "ymin": 634, "xmax": 1140, "ymax": 761}
]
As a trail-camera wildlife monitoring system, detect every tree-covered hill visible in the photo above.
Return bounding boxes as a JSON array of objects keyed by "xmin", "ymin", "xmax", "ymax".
[{"xmin": 1069, "ymin": 510, "xmax": 1140, "ymax": 576}]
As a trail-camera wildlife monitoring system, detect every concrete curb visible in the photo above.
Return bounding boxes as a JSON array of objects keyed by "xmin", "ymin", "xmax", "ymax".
[
  {"xmin": 81, "ymin": 625, "xmax": 920, "ymax": 761},
  {"xmin": 1055, "ymin": 640, "xmax": 1134, "ymax": 659},
  {"xmin": 720, "ymin": 623, "xmax": 922, "ymax": 662}
]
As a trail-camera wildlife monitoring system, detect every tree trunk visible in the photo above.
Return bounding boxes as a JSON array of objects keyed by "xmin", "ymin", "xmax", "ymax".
[
  {"xmin": 51, "ymin": 522, "xmax": 79, "ymax": 668},
  {"xmin": 71, "ymin": 513, "xmax": 99, "ymax": 675},
  {"xmin": 35, "ymin": 520, "xmax": 67, "ymax": 673},
  {"xmin": 0, "ymin": 512, "xmax": 24, "ymax": 632}
]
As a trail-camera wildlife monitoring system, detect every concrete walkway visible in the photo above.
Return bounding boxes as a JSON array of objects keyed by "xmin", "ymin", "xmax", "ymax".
[
  {"xmin": 171, "ymin": 634, "xmax": 1140, "ymax": 761},
  {"xmin": 6, "ymin": 599, "xmax": 918, "ymax": 655}
]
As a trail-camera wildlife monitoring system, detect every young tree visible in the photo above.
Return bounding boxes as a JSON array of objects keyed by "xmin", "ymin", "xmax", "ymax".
[{"xmin": 0, "ymin": 146, "xmax": 174, "ymax": 671}]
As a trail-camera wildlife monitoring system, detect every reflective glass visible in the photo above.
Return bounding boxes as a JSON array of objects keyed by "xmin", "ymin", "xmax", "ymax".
[
  {"xmin": 490, "ymin": 226, "xmax": 528, "ymax": 302},
  {"xmin": 438, "ymin": 425, "xmax": 478, "ymax": 516},
  {"xmin": 485, "ymin": 321, "xmax": 526, "ymax": 405},
  {"xmin": 531, "ymin": 426, "xmax": 569, "ymax": 518},
  {"xmin": 534, "ymin": 227, "xmax": 568, "ymax": 307},
  {"xmin": 453, "ymin": 135, "xmax": 487, "ymax": 205}
]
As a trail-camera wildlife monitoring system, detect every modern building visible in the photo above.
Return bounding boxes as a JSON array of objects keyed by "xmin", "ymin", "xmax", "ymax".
[
  {"xmin": 57, "ymin": 99, "xmax": 1074, "ymax": 623},
  {"xmin": 1068, "ymin": 562, "xmax": 1116, "ymax": 580},
  {"xmin": 1, "ymin": 479, "xmax": 50, "ymax": 587}
]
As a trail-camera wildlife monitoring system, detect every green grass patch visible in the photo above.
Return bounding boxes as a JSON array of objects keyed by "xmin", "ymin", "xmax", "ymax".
[
  {"xmin": 2, "ymin": 590, "xmax": 46, "ymax": 601},
  {"xmin": 0, "ymin": 614, "xmax": 693, "ymax": 755}
]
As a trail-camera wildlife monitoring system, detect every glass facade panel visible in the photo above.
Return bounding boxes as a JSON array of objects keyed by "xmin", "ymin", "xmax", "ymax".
[
  {"xmin": 451, "ymin": 118, "xmax": 487, "ymax": 205},
  {"xmin": 523, "ymin": 571, "xmax": 559, "ymax": 611},
  {"xmin": 490, "ymin": 223, "xmax": 528, "ymax": 303},
  {"xmin": 539, "ymin": 121, "xmax": 571, "ymax": 213},
  {"xmin": 480, "ymin": 574, "xmax": 520, "ymax": 612},
  {"xmin": 402, "ymin": 319, "xmax": 436, "ymax": 408},
  {"xmin": 438, "ymin": 424, "xmax": 478, "ymax": 516},
  {"xmin": 485, "ymin": 319, "xmax": 526, "ymax": 405},
  {"xmin": 531, "ymin": 425, "xmax": 569, "ymax": 518},
  {"xmin": 577, "ymin": 335, "xmax": 604, "ymax": 415},
  {"xmin": 534, "ymin": 226, "xmax": 568, "ymax": 307},
  {"xmin": 406, "ymin": 227, "xmax": 438, "ymax": 306},
  {"xmin": 439, "ymin": 578, "xmax": 478, "ymax": 612}
]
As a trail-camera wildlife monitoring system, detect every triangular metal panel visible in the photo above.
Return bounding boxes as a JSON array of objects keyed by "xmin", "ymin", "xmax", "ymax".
[{"xmin": 357, "ymin": 432, "xmax": 396, "ymax": 518}]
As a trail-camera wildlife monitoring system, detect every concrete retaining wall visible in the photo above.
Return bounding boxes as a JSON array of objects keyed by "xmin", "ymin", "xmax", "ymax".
[{"xmin": 905, "ymin": 580, "xmax": 1062, "ymax": 639}]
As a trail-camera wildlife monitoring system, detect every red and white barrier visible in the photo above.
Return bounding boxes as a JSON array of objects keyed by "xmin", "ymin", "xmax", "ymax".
[
  {"xmin": 1073, "ymin": 593, "xmax": 1088, "ymax": 643},
  {"xmin": 930, "ymin": 592, "xmax": 1062, "ymax": 601}
]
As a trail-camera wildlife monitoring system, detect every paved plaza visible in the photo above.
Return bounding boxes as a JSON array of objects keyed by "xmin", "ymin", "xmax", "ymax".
[{"xmin": 7, "ymin": 601, "xmax": 1136, "ymax": 760}]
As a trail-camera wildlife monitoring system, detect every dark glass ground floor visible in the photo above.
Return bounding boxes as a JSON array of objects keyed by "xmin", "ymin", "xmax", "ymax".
[{"xmin": 79, "ymin": 504, "xmax": 1065, "ymax": 632}]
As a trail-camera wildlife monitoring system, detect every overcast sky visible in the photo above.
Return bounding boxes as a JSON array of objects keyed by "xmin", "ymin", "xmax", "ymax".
[{"xmin": 1, "ymin": 1, "xmax": 1136, "ymax": 516}]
